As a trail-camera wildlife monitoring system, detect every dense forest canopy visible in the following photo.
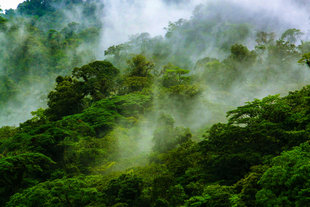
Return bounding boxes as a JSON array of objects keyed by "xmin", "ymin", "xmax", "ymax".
[{"xmin": 1, "ymin": 0, "xmax": 310, "ymax": 206}]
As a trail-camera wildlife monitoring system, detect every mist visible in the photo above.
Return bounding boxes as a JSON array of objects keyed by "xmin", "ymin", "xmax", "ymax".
[
  {"xmin": 97, "ymin": 0, "xmax": 310, "ymax": 132},
  {"xmin": 2, "ymin": 1, "xmax": 310, "ymax": 205},
  {"xmin": 99, "ymin": 0, "xmax": 205, "ymax": 52},
  {"xmin": 2, "ymin": 0, "xmax": 310, "ymax": 130},
  {"xmin": 99, "ymin": 0, "xmax": 310, "ymax": 53}
]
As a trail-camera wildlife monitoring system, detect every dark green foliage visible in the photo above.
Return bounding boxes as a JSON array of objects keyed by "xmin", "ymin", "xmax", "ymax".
[
  {"xmin": 199, "ymin": 86, "xmax": 310, "ymax": 184},
  {"xmin": 154, "ymin": 198, "xmax": 169, "ymax": 207},
  {"xmin": 6, "ymin": 176, "xmax": 104, "ymax": 207},
  {"xmin": 2, "ymin": 1, "xmax": 310, "ymax": 206},
  {"xmin": 3, "ymin": 77, "xmax": 310, "ymax": 206},
  {"xmin": 1, "ymin": 90, "xmax": 153, "ymax": 178},
  {"xmin": 0, "ymin": 126, "xmax": 17, "ymax": 141},
  {"xmin": 186, "ymin": 185, "xmax": 233, "ymax": 207},
  {"xmin": 229, "ymin": 44, "xmax": 257, "ymax": 63},
  {"xmin": 45, "ymin": 60, "xmax": 120, "ymax": 120},
  {"xmin": 167, "ymin": 184, "xmax": 186, "ymax": 206},
  {"xmin": 105, "ymin": 173, "xmax": 143, "ymax": 206},
  {"xmin": 66, "ymin": 93, "xmax": 152, "ymax": 135},
  {"xmin": 127, "ymin": 55, "xmax": 154, "ymax": 77},
  {"xmin": 256, "ymin": 142, "xmax": 310, "ymax": 207},
  {"xmin": 72, "ymin": 61, "xmax": 120, "ymax": 100},
  {"xmin": 45, "ymin": 76, "xmax": 84, "ymax": 120},
  {"xmin": 299, "ymin": 52, "xmax": 310, "ymax": 67},
  {"xmin": 159, "ymin": 140, "xmax": 200, "ymax": 179},
  {"xmin": 232, "ymin": 165, "xmax": 269, "ymax": 206},
  {"xmin": 0, "ymin": 153, "xmax": 55, "ymax": 206}
]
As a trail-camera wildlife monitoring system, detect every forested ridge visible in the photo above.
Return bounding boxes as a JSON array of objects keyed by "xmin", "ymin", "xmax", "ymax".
[{"xmin": 1, "ymin": 0, "xmax": 310, "ymax": 206}]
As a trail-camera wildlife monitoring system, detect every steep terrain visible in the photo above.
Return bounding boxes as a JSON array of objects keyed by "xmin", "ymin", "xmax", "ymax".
[{"xmin": 1, "ymin": 0, "xmax": 310, "ymax": 206}]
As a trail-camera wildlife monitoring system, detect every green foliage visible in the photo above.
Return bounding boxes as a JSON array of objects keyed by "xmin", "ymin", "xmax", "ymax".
[
  {"xmin": 45, "ymin": 60, "xmax": 120, "ymax": 120},
  {"xmin": 233, "ymin": 165, "xmax": 269, "ymax": 207},
  {"xmin": 62, "ymin": 136, "xmax": 110, "ymax": 174},
  {"xmin": 0, "ymin": 0, "xmax": 103, "ymax": 123},
  {"xmin": 123, "ymin": 55, "xmax": 154, "ymax": 93},
  {"xmin": 256, "ymin": 142, "xmax": 310, "ymax": 207},
  {"xmin": 0, "ymin": 152, "xmax": 55, "ymax": 206},
  {"xmin": 124, "ymin": 76, "xmax": 153, "ymax": 93},
  {"xmin": 105, "ymin": 44, "xmax": 126, "ymax": 59},
  {"xmin": 17, "ymin": 0, "xmax": 55, "ymax": 17},
  {"xmin": 200, "ymin": 86, "xmax": 310, "ymax": 184},
  {"xmin": 160, "ymin": 63, "xmax": 201, "ymax": 100},
  {"xmin": 268, "ymin": 40, "xmax": 299, "ymax": 64},
  {"xmin": 298, "ymin": 52, "xmax": 310, "ymax": 68},
  {"xmin": 6, "ymin": 176, "xmax": 104, "ymax": 207},
  {"xmin": 167, "ymin": 184, "xmax": 187, "ymax": 206},
  {"xmin": 127, "ymin": 54, "xmax": 154, "ymax": 77},
  {"xmin": 152, "ymin": 114, "xmax": 192, "ymax": 153},
  {"xmin": 166, "ymin": 84, "xmax": 201, "ymax": 98},
  {"xmin": 72, "ymin": 60, "xmax": 120, "ymax": 100},
  {"xmin": 159, "ymin": 140, "xmax": 200, "ymax": 180},
  {"xmin": 2, "ymin": 79, "xmax": 310, "ymax": 206},
  {"xmin": 0, "ymin": 126, "xmax": 17, "ymax": 141},
  {"xmin": 281, "ymin": 28, "xmax": 303, "ymax": 43},
  {"xmin": 229, "ymin": 44, "xmax": 257, "ymax": 63},
  {"xmin": 185, "ymin": 185, "xmax": 233, "ymax": 207},
  {"xmin": 161, "ymin": 63, "xmax": 190, "ymax": 88},
  {"xmin": 2, "ymin": 1, "xmax": 310, "ymax": 205},
  {"xmin": 67, "ymin": 93, "xmax": 152, "ymax": 134},
  {"xmin": 104, "ymin": 173, "xmax": 143, "ymax": 206},
  {"xmin": 195, "ymin": 58, "xmax": 224, "ymax": 86},
  {"xmin": 45, "ymin": 76, "xmax": 84, "ymax": 121}
]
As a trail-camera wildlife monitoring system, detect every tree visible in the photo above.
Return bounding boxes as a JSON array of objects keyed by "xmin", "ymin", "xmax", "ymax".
[
  {"xmin": 127, "ymin": 54, "xmax": 154, "ymax": 77},
  {"xmin": 199, "ymin": 90, "xmax": 310, "ymax": 184},
  {"xmin": 72, "ymin": 60, "xmax": 120, "ymax": 100},
  {"xmin": 45, "ymin": 76, "xmax": 84, "ymax": 120},
  {"xmin": 268, "ymin": 40, "xmax": 299, "ymax": 64},
  {"xmin": 256, "ymin": 142, "xmax": 310, "ymax": 207},
  {"xmin": 161, "ymin": 63, "xmax": 190, "ymax": 88},
  {"xmin": 123, "ymin": 55, "xmax": 154, "ymax": 93},
  {"xmin": 281, "ymin": 28, "xmax": 303, "ymax": 44},
  {"xmin": 229, "ymin": 44, "xmax": 256, "ymax": 63},
  {"xmin": 0, "ymin": 126, "xmax": 17, "ymax": 141},
  {"xmin": 185, "ymin": 185, "xmax": 233, "ymax": 207},
  {"xmin": 256, "ymin": 31, "xmax": 275, "ymax": 46},
  {"xmin": 152, "ymin": 114, "xmax": 191, "ymax": 153},
  {"xmin": 105, "ymin": 173, "xmax": 143, "ymax": 206},
  {"xmin": 6, "ymin": 176, "xmax": 103, "ymax": 207},
  {"xmin": 298, "ymin": 52, "xmax": 310, "ymax": 68},
  {"xmin": 0, "ymin": 14, "xmax": 7, "ymax": 31},
  {"xmin": 233, "ymin": 165, "xmax": 269, "ymax": 207},
  {"xmin": 167, "ymin": 184, "xmax": 186, "ymax": 206},
  {"xmin": 160, "ymin": 64, "xmax": 200, "ymax": 99},
  {"xmin": 17, "ymin": 0, "xmax": 54, "ymax": 17},
  {"xmin": 0, "ymin": 153, "xmax": 55, "ymax": 206},
  {"xmin": 105, "ymin": 44, "xmax": 126, "ymax": 59}
]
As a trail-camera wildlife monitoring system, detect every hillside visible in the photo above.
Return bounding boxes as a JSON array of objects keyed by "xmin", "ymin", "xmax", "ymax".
[{"xmin": 1, "ymin": 0, "xmax": 310, "ymax": 206}]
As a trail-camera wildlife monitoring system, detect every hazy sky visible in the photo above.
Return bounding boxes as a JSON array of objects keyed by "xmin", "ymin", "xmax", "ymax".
[{"xmin": 0, "ymin": 0, "xmax": 24, "ymax": 11}]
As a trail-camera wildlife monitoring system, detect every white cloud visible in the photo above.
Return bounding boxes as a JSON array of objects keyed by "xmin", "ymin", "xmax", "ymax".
[
  {"xmin": 99, "ymin": 0, "xmax": 205, "ymax": 50},
  {"xmin": 0, "ymin": 0, "xmax": 24, "ymax": 11}
]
